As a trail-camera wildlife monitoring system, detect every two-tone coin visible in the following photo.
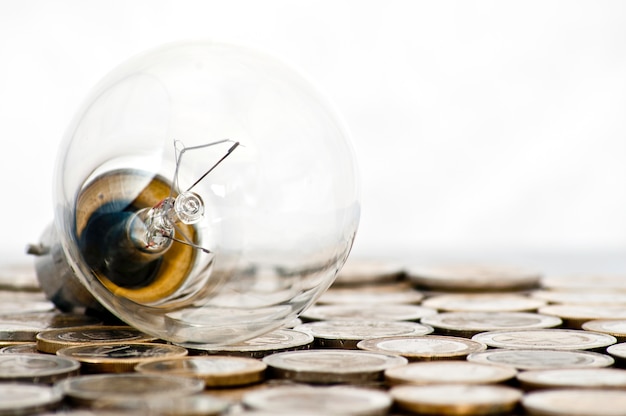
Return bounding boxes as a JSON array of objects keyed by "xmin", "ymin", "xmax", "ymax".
[
  {"xmin": 135, "ymin": 356, "xmax": 266, "ymax": 387},
  {"xmin": 294, "ymin": 320, "xmax": 434, "ymax": 349},
  {"xmin": 0, "ymin": 353, "xmax": 80, "ymax": 384},
  {"xmin": 582, "ymin": 319, "xmax": 626, "ymax": 342},
  {"xmin": 36, "ymin": 325, "xmax": 157, "ymax": 353},
  {"xmin": 422, "ymin": 293, "xmax": 546, "ymax": 312},
  {"xmin": 385, "ymin": 361, "xmax": 517, "ymax": 386},
  {"xmin": 262, "ymin": 349, "xmax": 407, "ymax": 384},
  {"xmin": 539, "ymin": 304, "xmax": 626, "ymax": 328},
  {"xmin": 332, "ymin": 259, "xmax": 404, "ymax": 286},
  {"xmin": 472, "ymin": 329, "xmax": 616, "ymax": 351},
  {"xmin": 0, "ymin": 312, "xmax": 101, "ymax": 342},
  {"xmin": 316, "ymin": 284, "xmax": 423, "ymax": 305},
  {"xmin": 421, "ymin": 311, "xmax": 562, "ymax": 337},
  {"xmin": 57, "ymin": 343, "xmax": 188, "ymax": 373},
  {"xmin": 517, "ymin": 368, "xmax": 626, "ymax": 390},
  {"xmin": 301, "ymin": 304, "xmax": 437, "ymax": 322},
  {"xmin": 357, "ymin": 335, "xmax": 486, "ymax": 361},
  {"xmin": 467, "ymin": 349, "xmax": 615, "ymax": 370},
  {"xmin": 182, "ymin": 328, "xmax": 313, "ymax": 358},
  {"xmin": 242, "ymin": 385, "xmax": 392, "ymax": 415},
  {"xmin": 390, "ymin": 384, "xmax": 522, "ymax": 416},
  {"xmin": 0, "ymin": 383, "xmax": 63, "ymax": 415},
  {"xmin": 522, "ymin": 389, "xmax": 626, "ymax": 416}
]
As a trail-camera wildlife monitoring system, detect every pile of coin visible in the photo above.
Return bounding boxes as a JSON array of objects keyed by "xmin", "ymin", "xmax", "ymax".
[{"xmin": 3, "ymin": 260, "xmax": 626, "ymax": 415}]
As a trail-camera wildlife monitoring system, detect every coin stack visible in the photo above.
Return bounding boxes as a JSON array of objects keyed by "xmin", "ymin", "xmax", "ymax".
[{"xmin": 3, "ymin": 260, "xmax": 626, "ymax": 415}]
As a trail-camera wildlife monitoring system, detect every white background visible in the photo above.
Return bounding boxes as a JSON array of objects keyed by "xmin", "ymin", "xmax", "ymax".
[{"xmin": 1, "ymin": 1, "xmax": 625, "ymax": 272}]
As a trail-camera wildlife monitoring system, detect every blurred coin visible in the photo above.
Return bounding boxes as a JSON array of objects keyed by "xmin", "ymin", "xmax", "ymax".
[
  {"xmin": 407, "ymin": 264, "xmax": 541, "ymax": 292},
  {"xmin": 541, "ymin": 274, "xmax": 626, "ymax": 291},
  {"xmin": 332, "ymin": 259, "xmax": 404, "ymax": 286},
  {"xmin": 390, "ymin": 384, "xmax": 522, "ymax": 416},
  {"xmin": 539, "ymin": 304, "xmax": 626, "ymax": 328},
  {"xmin": 0, "ymin": 383, "xmax": 63, "ymax": 416},
  {"xmin": 56, "ymin": 373, "xmax": 204, "ymax": 408},
  {"xmin": 262, "ymin": 349, "xmax": 407, "ymax": 384},
  {"xmin": 182, "ymin": 328, "xmax": 313, "ymax": 358},
  {"xmin": 522, "ymin": 389, "xmax": 626, "ymax": 416},
  {"xmin": 136, "ymin": 356, "xmax": 266, "ymax": 387},
  {"xmin": 607, "ymin": 342, "xmax": 626, "ymax": 365},
  {"xmin": 582, "ymin": 319, "xmax": 626, "ymax": 342},
  {"xmin": 316, "ymin": 284, "xmax": 423, "ymax": 305},
  {"xmin": 357, "ymin": 335, "xmax": 486, "ymax": 361},
  {"xmin": 467, "ymin": 349, "xmax": 614, "ymax": 370},
  {"xmin": 422, "ymin": 293, "xmax": 546, "ymax": 312},
  {"xmin": 385, "ymin": 361, "xmax": 517, "ymax": 386},
  {"xmin": 472, "ymin": 328, "xmax": 616, "ymax": 350},
  {"xmin": 0, "ymin": 300, "xmax": 54, "ymax": 315},
  {"xmin": 0, "ymin": 353, "xmax": 79, "ymax": 384},
  {"xmin": 295, "ymin": 320, "xmax": 433, "ymax": 349},
  {"xmin": 0, "ymin": 312, "xmax": 101, "ymax": 342},
  {"xmin": 242, "ymin": 385, "xmax": 392, "ymax": 415},
  {"xmin": 57, "ymin": 343, "xmax": 187, "ymax": 373},
  {"xmin": 117, "ymin": 394, "xmax": 231, "ymax": 416},
  {"xmin": 421, "ymin": 311, "xmax": 562, "ymax": 337},
  {"xmin": 37, "ymin": 325, "xmax": 156, "ymax": 353},
  {"xmin": 301, "ymin": 304, "xmax": 437, "ymax": 322},
  {"xmin": 531, "ymin": 290, "xmax": 626, "ymax": 305},
  {"xmin": 0, "ymin": 264, "xmax": 40, "ymax": 291},
  {"xmin": 517, "ymin": 368, "xmax": 626, "ymax": 390},
  {"xmin": 0, "ymin": 343, "xmax": 38, "ymax": 354}
]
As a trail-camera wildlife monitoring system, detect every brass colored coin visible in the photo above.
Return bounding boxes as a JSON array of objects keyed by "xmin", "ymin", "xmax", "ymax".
[
  {"xmin": 522, "ymin": 389, "xmax": 626, "ymax": 416},
  {"xmin": 385, "ymin": 361, "xmax": 517, "ymax": 386},
  {"xmin": 316, "ymin": 285, "xmax": 423, "ymax": 305},
  {"xmin": 357, "ymin": 335, "xmax": 487, "ymax": 361},
  {"xmin": 332, "ymin": 259, "xmax": 404, "ymax": 286},
  {"xmin": 390, "ymin": 384, "xmax": 522, "ymax": 416},
  {"xmin": 421, "ymin": 311, "xmax": 562, "ymax": 337},
  {"xmin": 36, "ymin": 325, "xmax": 157, "ymax": 353},
  {"xmin": 518, "ymin": 368, "xmax": 626, "ymax": 390},
  {"xmin": 422, "ymin": 293, "xmax": 546, "ymax": 312},
  {"xmin": 262, "ymin": 349, "xmax": 407, "ymax": 384},
  {"xmin": 0, "ymin": 312, "xmax": 101, "ymax": 342},
  {"xmin": 467, "ymin": 349, "xmax": 614, "ymax": 370},
  {"xmin": 532, "ymin": 290, "xmax": 626, "ymax": 305},
  {"xmin": 301, "ymin": 304, "xmax": 437, "ymax": 322},
  {"xmin": 407, "ymin": 264, "xmax": 541, "ymax": 292},
  {"xmin": 0, "ymin": 383, "xmax": 63, "ymax": 415},
  {"xmin": 135, "ymin": 356, "xmax": 266, "ymax": 387},
  {"xmin": 472, "ymin": 329, "xmax": 616, "ymax": 350},
  {"xmin": 56, "ymin": 373, "xmax": 204, "ymax": 408},
  {"xmin": 0, "ymin": 353, "xmax": 80, "ymax": 384},
  {"xmin": 242, "ymin": 385, "xmax": 392, "ymax": 415},
  {"xmin": 57, "ymin": 343, "xmax": 188, "ymax": 373},
  {"xmin": 582, "ymin": 319, "xmax": 626, "ymax": 342},
  {"xmin": 539, "ymin": 304, "xmax": 626, "ymax": 328},
  {"xmin": 294, "ymin": 320, "xmax": 434, "ymax": 349}
]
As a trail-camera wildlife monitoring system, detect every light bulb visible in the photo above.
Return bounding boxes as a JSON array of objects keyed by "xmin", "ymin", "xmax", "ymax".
[{"xmin": 30, "ymin": 41, "xmax": 360, "ymax": 345}]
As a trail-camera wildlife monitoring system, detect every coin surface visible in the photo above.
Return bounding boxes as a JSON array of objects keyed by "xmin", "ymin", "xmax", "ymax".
[
  {"xmin": 262, "ymin": 349, "xmax": 407, "ymax": 384},
  {"xmin": 390, "ymin": 384, "xmax": 522, "ymax": 416},
  {"xmin": 181, "ymin": 328, "xmax": 313, "ymax": 358},
  {"xmin": 301, "ymin": 304, "xmax": 437, "ymax": 322},
  {"xmin": 56, "ymin": 373, "xmax": 204, "ymax": 407},
  {"xmin": 385, "ymin": 360, "xmax": 517, "ymax": 386},
  {"xmin": 57, "ymin": 343, "xmax": 188, "ymax": 373},
  {"xmin": 421, "ymin": 311, "xmax": 562, "ymax": 337},
  {"xmin": 539, "ymin": 304, "xmax": 626, "ymax": 328},
  {"xmin": 541, "ymin": 274, "xmax": 626, "ymax": 291},
  {"xmin": 421, "ymin": 293, "xmax": 546, "ymax": 312},
  {"xmin": 0, "ymin": 343, "xmax": 38, "ymax": 354},
  {"xmin": 517, "ymin": 368, "xmax": 626, "ymax": 390},
  {"xmin": 36, "ymin": 325, "xmax": 157, "ymax": 353},
  {"xmin": 316, "ymin": 285, "xmax": 423, "ymax": 305},
  {"xmin": 242, "ymin": 385, "xmax": 392, "ymax": 415},
  {"xmin": 116, "ymin": 394, "xmax": 232, "ymax": 416},
  {"xmin": 472, "ymin": 328, "xmax": 616, "ymax": 350},
  {"xmin": 522, "ymin": 389, "xmax": 626, "ymax": 416},
  {"xmin": 0, "ymin": 300, "xmax": 54, "ymax": 315},
  {"xmin": 0, "ymin": 312, "xmax": 101, "ymax": 342},
  {"xmin": 332, "ymin": 258, "xmax": 404, "ymax": 286},
  {"xmin": 531, "ymin": 290, "xmax": 626, "ymax": 305},
  {"xmin": 294, "ymin": 320, "xmax": 434, "ymax": 349},
  {"xmin": 0, "ymin": 353, "xmax": 80, "ymax": 384},
  {"xmin": 582, "ymin": 319, "xmax": 626, "ymax": 342},
  {"xmin": 407, "ymin": 264, "xmax": 541, "ymax": 292},
  {"xmin": 0, "ymin": 264, "xmax": 40, "ymax": 291},
  {"xmin": 357, "ymin": 335, "xmax": 487, "ymax": 361},
  {"xmin": 0, "ymin": 383, "xmax": 63, "ymax": 415},
  {"xmin": 607, "ymin": 342, "xmax": 626, "ymax": 363},
  {"xmin": 135, "ymin": 356, "xmax": 266, "ymax": 387},
  {"xmin": 467, "ymin": 349, "xmax": 615, "ymax": 370}
]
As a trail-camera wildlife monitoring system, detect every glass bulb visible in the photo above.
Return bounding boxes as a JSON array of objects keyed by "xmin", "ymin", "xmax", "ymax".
[{"xmin": 45, "ymin": 41, "xmax": 360, "ymax": 345}]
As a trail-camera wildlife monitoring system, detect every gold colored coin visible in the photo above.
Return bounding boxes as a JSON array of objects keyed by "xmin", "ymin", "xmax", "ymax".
[{"xmin": 36, "ymin": 325, "xmax": 157, "ymax": 354}]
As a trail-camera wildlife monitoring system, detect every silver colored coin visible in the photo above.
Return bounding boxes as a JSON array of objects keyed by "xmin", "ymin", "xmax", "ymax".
[
  {"xmin": 582, "ymin": 319, "xmax": 626, "ymax": 342},
  {"xmin": 518, "ymin": 368, "xmax": 626, "ymax": 390},
  {"xmin": 294, "ymin": 320, "xmax": 434, "ymax": 349},
  {"xmin": 522, "ymin": 389, "xmax": 626, "ymax": 416},
  {"xmin": 116, "ymin": 395, "xmax": 231, "ymax": 416},
  {"xmin": 242, "ymin": 385, "xmax": 392, "ymax": 416},
  {"xmin": 385, "ymin": 360, "xmax": 517, "ymax": 386},
  {"xmin": 316, "ymin": 285, "xmax": 423, "ymax": 305},
  {"xmin": 357, "ymin": 335, "xmax": 486, "ymax": 361},
  {"xmin": 0, "ymin": 300, "xmax": 54, "ymax": 315},
  {"xmin": 56, "ymin": 373, "xmax": 204, "ymax": 407},
  {"xmin": 0, "ymin": 312, "xmax": 101, "ymax": 342},
  {"xmin": 333, "ymin": 259, "xmax": 404, "ymax": 286},
  {"xmin": 0, "ymin": 383, "xmax": 63, "ymax": 416},
  {"xmin": 472, "ymin": 328, "xmax": 616, "ymax": 350},
  {"xmin": 541, "ymin": 274, "xmax": 626, "ymax": 291},
  {"xmin": 301, "ymin": 304, "xmax": 437, "ymax": 322},
  {"xmin": 607, "ymin": 342, "xmax": 626, "ymax": 362},
  {"xmin": 262, "ymin": 349, "xmax": 407, "ymax": 384},
  {"xmin": 539, "ymin": 304, "xmax": 626, "ymax": 328},
  {"xmin": 36, "ymin": 325, "xmax": 156, "ymax": 353},
  {"xmin": 467, "ymin": 349, "xmax": 614, "ymax": 370},
  {"xmin": 422, "ymin": 293, "xmax": 546, "ymax": 312},
  {"xmin": 407, "ymin": 264, "xmax": 541, "ymax": 292},
  {"xmin": 182, "ymin": 328, "xmax": 313, "ymax": 358},
  {"xmin": 0, "ymin": 343, "xmax": 38, "ymax": 354},
  {"xmin": 531, "ymin": 290, "xmax": 626, "ymax": 305},
  {"xmin": 0, "ymin": 264, "xmax": 40, "ymax": 291},
  {"xmin": 421, "ymin": 311, "xmax": 562, "ymax": 337},
  {"xmin": 0, "ymin": 353, "xmax": 80, "ymax": 384},
  {"xmin": 390, "ymin": 384, "xmax": 522, "ymax": 416}
]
